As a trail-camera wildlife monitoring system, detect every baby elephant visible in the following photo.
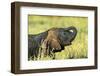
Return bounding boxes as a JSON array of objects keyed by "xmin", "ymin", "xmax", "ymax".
[{"xmin": 28, "ymin": 26, "xmax": 77, "ymax": 60}]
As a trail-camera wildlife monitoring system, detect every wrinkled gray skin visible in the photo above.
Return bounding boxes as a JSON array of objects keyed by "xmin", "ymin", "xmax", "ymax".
[{"xmin": 28, "ymin": 26, "xmax": 77, "ymax": 60}]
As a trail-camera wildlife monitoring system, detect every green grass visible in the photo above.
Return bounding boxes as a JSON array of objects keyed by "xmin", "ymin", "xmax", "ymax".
[{"xmin": 28, "ymin": 15, "xmax": 88, "ymax": 60}]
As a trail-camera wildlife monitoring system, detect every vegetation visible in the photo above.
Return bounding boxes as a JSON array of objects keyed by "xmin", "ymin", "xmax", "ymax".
[{"xmin": 28, "ymin": 15, "xmax": 88, "ymax": 60}]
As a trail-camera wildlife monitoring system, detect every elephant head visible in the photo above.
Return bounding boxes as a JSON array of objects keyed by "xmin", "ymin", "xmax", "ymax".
[{"xmin": 42, "ymin": 26, "xmax": 77, "ymax": 54}]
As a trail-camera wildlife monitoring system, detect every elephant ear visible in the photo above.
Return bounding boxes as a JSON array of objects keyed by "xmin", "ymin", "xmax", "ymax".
[
  {"xmin": 50, "ymin": 38, "xmax": 61, "ymax": 50},
  {"xmin": 44, "ymin": 30, "xmax": 61, "ymax": 50}
]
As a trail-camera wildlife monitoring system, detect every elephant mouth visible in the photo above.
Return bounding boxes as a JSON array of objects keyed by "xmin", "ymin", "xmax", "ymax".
[
  {"xmin": 64, "ymin": 41, "xmax": 72, "ymax": 46},
  {"xmin": 67, "ymin": 42, "xmax": 72, "ymax": 45}
]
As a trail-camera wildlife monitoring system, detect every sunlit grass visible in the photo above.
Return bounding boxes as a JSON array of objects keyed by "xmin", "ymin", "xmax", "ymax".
[{"xmin": 28, "ymin": 15, "xmax": 88, "ymax": 60}]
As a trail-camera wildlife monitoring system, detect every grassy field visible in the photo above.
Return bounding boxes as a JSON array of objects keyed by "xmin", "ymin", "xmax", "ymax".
[{"xmin": 28, "ymin": 15, "xmax": 88, "ymax": 60}]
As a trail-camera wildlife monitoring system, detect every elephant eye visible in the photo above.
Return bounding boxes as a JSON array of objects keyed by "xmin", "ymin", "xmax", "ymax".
[{"xmin": 62, "ymin": 32, "xmax": 67, "ymax": 35}]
